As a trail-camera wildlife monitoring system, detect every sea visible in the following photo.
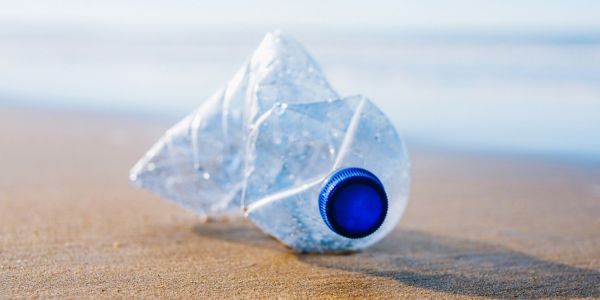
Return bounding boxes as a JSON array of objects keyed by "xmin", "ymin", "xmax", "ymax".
[{"xmin": 1, "ymin": 27, "xmax": 599, "ymax": 162}]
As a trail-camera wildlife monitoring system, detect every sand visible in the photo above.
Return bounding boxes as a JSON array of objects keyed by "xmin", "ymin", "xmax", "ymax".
[{"xmin": 0, "ymin": 106, "xmax": 599, "ymax": 298}]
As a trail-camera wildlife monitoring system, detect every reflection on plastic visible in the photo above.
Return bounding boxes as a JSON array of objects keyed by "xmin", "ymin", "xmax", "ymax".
[{"xmin": 130, "ymin": 31, "xmax": 410, "ymax": 252}]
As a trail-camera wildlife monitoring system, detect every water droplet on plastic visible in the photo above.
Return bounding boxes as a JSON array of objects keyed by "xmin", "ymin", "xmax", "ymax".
[
  {"xmin": 302, "ymin": 130, "xmax": 310, "ymax": 137},
  {"xmin": 274, "ymin": 102, "xmax": 288, "ymax": 115},
  {"xmin": 332, "ymin": 131, "xmax": 340, "ymax": 138},
  {"xmin": 202, "ymin": 172, "xmax": 211, "ymax": 180}
]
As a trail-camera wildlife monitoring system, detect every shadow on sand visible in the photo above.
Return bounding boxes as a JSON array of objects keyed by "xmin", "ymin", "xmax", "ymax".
[{"xmin": 193, "ymin": 222, "xmax": 600, "ymax": 298}]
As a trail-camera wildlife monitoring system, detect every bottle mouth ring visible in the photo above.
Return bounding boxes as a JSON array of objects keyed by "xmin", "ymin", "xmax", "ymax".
[{"xmin": 319, "ymin": 167, "xmax": 388, "ymax": 239}]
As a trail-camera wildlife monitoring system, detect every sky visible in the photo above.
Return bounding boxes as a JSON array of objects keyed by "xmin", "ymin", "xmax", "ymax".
[{"xmin": 1, "ymin": 0, "xmax": 600, "ymax": 32}]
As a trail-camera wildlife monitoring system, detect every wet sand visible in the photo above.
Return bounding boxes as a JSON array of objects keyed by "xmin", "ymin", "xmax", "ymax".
[{"xmin": 0, "ymin": 106, "xmax": 599, "ymax": 298}]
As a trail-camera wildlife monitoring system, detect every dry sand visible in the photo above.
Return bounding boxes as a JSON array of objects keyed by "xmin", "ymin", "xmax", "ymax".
[{"xmin": 0, "ymin": 106, "xmax": 599, "ymax": 298}]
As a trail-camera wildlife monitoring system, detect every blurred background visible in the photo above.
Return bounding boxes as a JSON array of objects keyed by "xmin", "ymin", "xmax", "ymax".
[{"xmin": 1, "ymin": 0, "xmax": 599, "ymax": 161}]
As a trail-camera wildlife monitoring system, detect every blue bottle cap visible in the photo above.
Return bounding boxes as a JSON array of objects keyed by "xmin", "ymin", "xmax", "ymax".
[{"xmin": 319, "ymin": 167, "xmax": 388, "ymax": 239}]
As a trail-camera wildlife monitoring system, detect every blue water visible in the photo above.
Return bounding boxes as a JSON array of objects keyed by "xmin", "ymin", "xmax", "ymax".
[{"xmin": 1, "ymin": 28, "xmax": 599, "ymax": 160}]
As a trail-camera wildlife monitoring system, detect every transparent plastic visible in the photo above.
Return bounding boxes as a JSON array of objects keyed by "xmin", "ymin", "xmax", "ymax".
[{"xmin": 130, "ymin": 31, "xmax": 410, "ymax": 252}]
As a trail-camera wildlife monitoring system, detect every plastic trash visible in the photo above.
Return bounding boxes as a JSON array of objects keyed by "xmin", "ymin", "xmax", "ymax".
[{"xmin": 130, "ymin": 31, "xmax": 410, "ymax": 252}]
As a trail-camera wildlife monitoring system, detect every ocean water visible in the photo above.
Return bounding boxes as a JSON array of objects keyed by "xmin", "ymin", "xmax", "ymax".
[{"xmin": 1, "ymin": 29, "xmax": 599, "ymax": 160}]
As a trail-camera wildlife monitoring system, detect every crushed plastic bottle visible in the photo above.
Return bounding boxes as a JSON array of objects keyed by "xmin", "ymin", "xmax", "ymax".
[{"xmin": 130, "ymin": 31, "xmax": 410, "ymax": 252}]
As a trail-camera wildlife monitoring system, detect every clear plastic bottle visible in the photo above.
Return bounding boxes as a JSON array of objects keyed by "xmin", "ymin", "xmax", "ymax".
[{"xmin": 130, "ymin": 31, "xmax": 410, "ymax": 252}]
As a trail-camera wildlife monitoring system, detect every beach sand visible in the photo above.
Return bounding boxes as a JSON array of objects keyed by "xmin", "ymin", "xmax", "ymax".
[{"xmin": 1, "ymin": 106, "xmax": 599, "ymax": 298}]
